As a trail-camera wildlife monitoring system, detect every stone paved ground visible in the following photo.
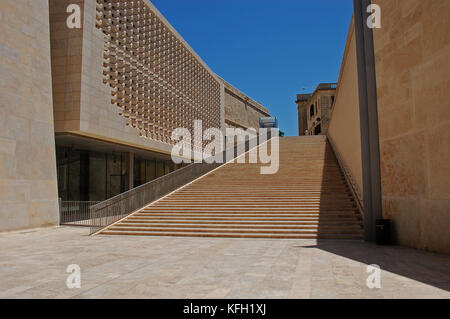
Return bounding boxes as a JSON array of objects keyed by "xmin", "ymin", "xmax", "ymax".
[{"xmin": 0, "ymin": 226, "xmax": 449, "ymax": 299}]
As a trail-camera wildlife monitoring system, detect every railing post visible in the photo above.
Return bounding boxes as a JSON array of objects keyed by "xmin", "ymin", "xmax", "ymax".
[{"xmin": 58, "ymin": 198, "xmax": 62, "ymax": 225}]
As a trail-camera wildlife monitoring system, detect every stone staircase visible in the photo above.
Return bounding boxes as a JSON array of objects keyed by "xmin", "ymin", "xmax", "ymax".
[{"xmin": 100, "ymin": 136, "xmax": 364, "ymax": 239}]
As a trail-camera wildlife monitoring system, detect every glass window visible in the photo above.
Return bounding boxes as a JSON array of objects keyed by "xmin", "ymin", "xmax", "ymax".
[
  {"xmin": 146, "ymin": 160, "xmax": 156, "ymax": 182},
  {"xmin": 156, "ymin": 161, "xmax": 165, "ymax": 178},
  {"xmin": 164, "ymin": 161, "xmax": 172, "ymax": 175},
  {"xmin": 89, "ymin": 152, "xmax": 107, "ymax": 201}
]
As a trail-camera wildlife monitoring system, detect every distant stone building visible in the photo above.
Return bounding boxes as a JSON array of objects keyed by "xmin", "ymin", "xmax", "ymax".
[
  {"xmin": 219, "ymin": 77, "xmax": 271, "ymax": 149},
  {"xmin": 295, "ymin": 83, "xmax": 336, "ymax": 136},
  {"xmin": 221, "ymin": 78, "xmax": 271, "ymax": 130},
  {"xmin": 295, "ymin": 93, "xmax": 311, "ymax": 136}
]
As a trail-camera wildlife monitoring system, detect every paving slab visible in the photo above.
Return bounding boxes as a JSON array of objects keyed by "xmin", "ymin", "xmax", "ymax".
[{"xmin": 0, "ymin": 226, "xmax": 449, "ymax": 299}]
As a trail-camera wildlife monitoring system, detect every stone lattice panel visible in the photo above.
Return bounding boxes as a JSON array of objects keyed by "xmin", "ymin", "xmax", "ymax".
[{"xmin": 95, "ymin": 0, "xmax": 221, "ymax": 151}]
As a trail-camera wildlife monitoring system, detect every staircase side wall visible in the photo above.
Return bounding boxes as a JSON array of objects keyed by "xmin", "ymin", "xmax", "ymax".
[
  {"xmin": 373, "ymin": 0, "xmax": 450, "ymax": 254},
  {"xmin": 328, "ymin": 19, "xmax": 364, "ymax": 203}
]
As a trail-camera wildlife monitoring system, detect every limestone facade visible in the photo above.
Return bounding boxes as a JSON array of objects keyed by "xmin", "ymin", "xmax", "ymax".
[
  {"xmin": 329, "ymin": 1, "xmax": 449, "ymax": 254},
  {"xmin": 373, "ymin": 0, "xmax": 450, "ymax": 253},
  {"xmin": 50, "ymin": 0, "xmax": 269, "ymax": 158},
  {"xmin": 51, "ymin": 0, "xmax": 225, "ymax": 156},
  {"xmin": 49, "ymin": 0, "xmax": 270, "ymax": 202},
  {"xmin": 296, "ymin": 84, "xmax": 336, "ymax": 136},
  {"xmin": 296, "ymin": 94, "xmax": 312, "ymax": 136},
  {"xmin": 0, "ymin": 0, "xmax": 270, "ymax": 231},
  {"xmin": 221, "ymin": 78, "xmax": 271, "ymax": 130},
  {"xmin": 327, "ymin": 19, "xmax": 363, "ymax": 209},
  {"xmin": 0, "ymin": 0, "xmax": 59, "ymax": 231}
]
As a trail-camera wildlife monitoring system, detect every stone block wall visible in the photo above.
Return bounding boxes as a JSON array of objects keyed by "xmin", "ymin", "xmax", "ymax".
[
  {"xmin": 319, "ymin": 94, "xmax": 334, "ymax": 134},
  {"xmin": 222, "ymin": 79, "xmax": 270, "ymax": 130},
  {"xmin": 328, "ymin": 19, "xmax": 364, "ymax": 205},
  {"xmin": 0, "ymin": 0, "xmax": 59, "ymax": 231},
  {"xmin": 49, "ymin": 0, "xmax": 84, "ymax": 132},
  {"xmin": 373, "ymin": 0, "xmax": 450, "ymax": 253}
]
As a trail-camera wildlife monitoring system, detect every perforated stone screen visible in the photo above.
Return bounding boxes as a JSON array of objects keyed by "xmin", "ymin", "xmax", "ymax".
[{"xmin": 95, "ymin": 0, "xmax": 222, "ymax": 150}]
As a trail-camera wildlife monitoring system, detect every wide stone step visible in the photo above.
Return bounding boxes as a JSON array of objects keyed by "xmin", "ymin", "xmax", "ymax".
[
  {"xmin": 120, "ymin": 220, "xmax": 363, "ymax": 226},
  {"xmin": 134, "ymin": 209, "xmax": 360, "ymax": 214},
  {"xmin": 128, "ymin": 215, "xmax": 361, "ymax": 221},
  {"xmin": 137, "ymin": 210, "xmax": 359, "ymax": 215},
  {"xmin": 100, "ymin": 230, "xmax": 364, "ymax": 239},
  {"xmin": 177, "ymin": 186, "xmax": 349, "ymax": 191},
  {"xmin": 108, "ymin": 226, "xmax": 363, "ymax": 237},
  {"xmin": 155, "ymin": 204, "xmax": 355, "ymax": 208},
  {"xmin": 159, "ymin": 201, "xmax": 355, "ymax": 205},
  {"xmin": 115, "ymin": 223, "xmax": 362, "ymax": 230},
  {"xmin": 161, "ymin": 200, "xmax": 354, "ymax": 204},
  {"xmin": 164, "ymin": 195, "xmax": 353, "ymax": 199}
]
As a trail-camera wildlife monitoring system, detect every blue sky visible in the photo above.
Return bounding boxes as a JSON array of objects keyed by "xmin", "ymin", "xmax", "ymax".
[{"xmin": 151, "ymin": 0, "xmax": 354, "ymax": 136}]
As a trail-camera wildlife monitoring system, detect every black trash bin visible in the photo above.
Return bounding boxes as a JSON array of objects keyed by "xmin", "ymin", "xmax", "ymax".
[{"xmin": 375, "ymin": 219, "xmax": 391, "ymax": 245}]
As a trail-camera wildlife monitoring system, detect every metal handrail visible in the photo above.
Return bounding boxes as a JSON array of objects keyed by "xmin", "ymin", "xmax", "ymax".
[
  {"xmin": 326, "ymin": 134, "xmax": 364, "ymax": 218},
  {"xmin": 89, "ymin": 131, "xmax": 273, "ymax": 235},
  {"xmin": 59, "ymin": 200, "xmax": 100, "ymax": 227}
]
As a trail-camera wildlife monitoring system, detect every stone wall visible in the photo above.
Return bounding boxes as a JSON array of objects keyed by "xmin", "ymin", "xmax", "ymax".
[
  {"xmin": 222, "ymin": 79, "xmax": 270, "ymax": 130},
  {"xmin": 328, "ymin": 19, "xmax": 363, "ymax": 203},
  {"xmin": 296, "ymin": 94, "xmax": 312, "ymax": 136},
  {"xmin": 0, "ymin": 0, "xmax": 59, "ymax": 231},
  {"xmin": 319, "ymin": 94, "xmax": 334, "ymax": 134},
  {"xmin": 373, "ymin": 0, "xmax": 450, "ymax": 253},
  {"xmin": 50, "ymin": 0, "xmax": 83, "ymax": 132},
  {"xmin": 297, "ymin": 105, "xmax": 308, "ymax": 136}
]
